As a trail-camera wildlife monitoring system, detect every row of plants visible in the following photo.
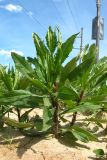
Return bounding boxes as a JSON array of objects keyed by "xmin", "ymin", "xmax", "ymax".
[{"xmin": 0, "ymin": 27, "xmax": 107, "ymax": 144}]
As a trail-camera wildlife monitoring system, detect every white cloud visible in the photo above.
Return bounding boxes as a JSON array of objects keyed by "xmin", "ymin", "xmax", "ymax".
[
  {"xmin": 0, "ymin": 4, "xmax": 23, "ymax": 12},
  {"xmin": 0, "ymin": 49, "xmax": 24, "ymax": 57}
]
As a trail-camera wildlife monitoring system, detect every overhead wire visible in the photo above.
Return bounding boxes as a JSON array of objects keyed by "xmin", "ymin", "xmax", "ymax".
[
  {"xmin": 66, "ymin": 0, "xmax": 84, "ymax": 52},
  {"xmin": 72, "ymin": 0, "xmax": 81, "ymax": 30},
  {"xmin": 66, "ymin": 0, "xmax": 79, "ymax": 32},
  {"xmin": 9, "ymin": 0, "xmax": 47, "ymax": 31},
  {"xmin": 51, "ymin": 0, "xmax": 71, "ymax": 31}
]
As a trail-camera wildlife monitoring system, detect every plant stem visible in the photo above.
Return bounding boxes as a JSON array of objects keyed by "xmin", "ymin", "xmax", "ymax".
[
  {"xmin": 0, "ymin": 118, "xmax": 4, "ymax": 129},
  {"xmin": 70, "ymin": 90, "xmax": 84, "ymax": 126},
  {"xmin": 52, "ymin": 98, "xmax": 59, "ymax": 138},
  {"xmin": 16, "ymin": 108, "xmax": 21, "ymax": 122},
  {"xmin": 70, "ymin": 112, "xmax": 77, "ymax": 126}
]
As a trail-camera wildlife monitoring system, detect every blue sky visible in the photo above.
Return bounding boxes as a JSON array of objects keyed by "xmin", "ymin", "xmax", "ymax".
[{"xmin": 0, "ymin": 0, "xmax": 107, "ymax": 66}]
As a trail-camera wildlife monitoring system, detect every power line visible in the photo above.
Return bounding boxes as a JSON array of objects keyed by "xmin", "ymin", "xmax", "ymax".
[
  {"xmin": 51, "ymin": 0, "xmax": 71, "ymax": 31},
  {"xmin": 9, "ymin": 0, "xmax": 47, "ymax": 31},
  {"xmin": 66, "ymin": 0, "xmax": 79, "ymax": 32},
  {"xmin": 72, "ymin": 0, "xmax": 81, "ymax": 29}
]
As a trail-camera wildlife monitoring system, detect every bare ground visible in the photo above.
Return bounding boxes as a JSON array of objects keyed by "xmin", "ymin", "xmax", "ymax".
[{"xmin": 0, "ymin": 109, "xmax": 107, "ymax": 160}]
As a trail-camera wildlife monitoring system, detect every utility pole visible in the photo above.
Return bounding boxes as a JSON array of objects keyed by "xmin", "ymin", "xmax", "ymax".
[
  {"xmin": 80, "ymin": 27, "xmax": 83, "ymax": 54},
  {"xmin": 96, "ymin": 0, "xmax": 101, "ymax": 61},
  {"xmin": 92, "ymin": 0, "xmax": 104, "ymax": 62},
  {"xmin": 73, "ymin": 27, "xmax": 84, "ymax": 64},
  {"xmin": 79, "ymin": 27, "xmax": 83, "ymax": 64}
]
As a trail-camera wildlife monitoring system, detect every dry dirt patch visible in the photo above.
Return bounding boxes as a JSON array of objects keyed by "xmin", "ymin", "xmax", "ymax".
[
  {"xmin": 0, "ymin": 133, "xmax": 86, "ymax": 160},
  {"xmin": 0, "ymin": 110, "xmax": 107, "ymax": 160}
]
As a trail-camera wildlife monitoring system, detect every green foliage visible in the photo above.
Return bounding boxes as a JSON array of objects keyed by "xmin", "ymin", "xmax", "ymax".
[
  {"xmin": 93, "ymin": 149, "xmax": 105, "ymax": 158},
  {"xmin": 69, "ymin": 126, "xmax": 97, "ymax": 143},
  {"xmin": 58, "ymin": 86, "xmax": 79, "ymax": 101},
  {"xmin": 0, "ymin": 26, "xmax": 106, "ymax": 144},
  {"xmin": 43, "ymin": 98, "xmax": 53, "ymax": 131},
  {"xmin": 3, "ymin": 117, "xmax": 34, "ymax": 129}
]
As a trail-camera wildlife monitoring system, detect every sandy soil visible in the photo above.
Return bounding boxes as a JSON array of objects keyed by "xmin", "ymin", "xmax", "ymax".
[{"xmin": 0, "ymin": 109, "xmax": 107, "ymax": 160}]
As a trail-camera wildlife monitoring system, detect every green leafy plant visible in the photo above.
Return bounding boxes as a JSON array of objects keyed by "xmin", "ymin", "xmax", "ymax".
[
  {"xmin": 93, "ymin": 149, "xmax": 105, "ymax": 158},
  {"xmin": 0, "ymin": 26, "xmax": 106, "ymax": 142}
]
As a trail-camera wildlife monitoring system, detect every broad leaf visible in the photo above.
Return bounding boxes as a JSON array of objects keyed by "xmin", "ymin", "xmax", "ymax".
[
  {"xmin": 71, "ymin": 128, "xmax": 89, "ymax": 143},
  {"xmin": 0, "ymin": 90, "xmax": 44, "ymax": 105},
  {"xmin": 60, "ymin": 56, "xmax": 79, "ymax": 83},
  {"xmin": 12, "ymin": 53, "xmax": 46, "ymax": 90},
  {"xmin": 3, "ymin": 117, "xmax": 34, "ymax": 129},
  {"xmin": 45, "ymin": 26, "xmax": 57, "ymax": 54},
  {"xmin": 11, "ymin": 53, "xmax": 33, "ymax": 75},
  {"xmin": 68, "ymin": 55, "xmax": 95, "ymax": 82},
  {"xmin": 71, "ymin": 103, "xmax": 102, "ymax": 113},
  {"xmin": 61, "ymin": 33, "xmax": 78, "ymax": 63},
  {"xmin": 58, "ymin": 86, "xmax": 79, "ymax": 101},
  {"xmin": 43, "ymin": 98, "xmax": 53, "ymax": 131},
  {"xmin": 70, "ymin": 126, "xmax": 97, "ymax": 142}
]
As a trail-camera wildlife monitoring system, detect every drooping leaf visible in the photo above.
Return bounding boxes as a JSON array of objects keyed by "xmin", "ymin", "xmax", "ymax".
[
  {"xmin": 70, "ymin": 126, "xmax": 98, "ymax": 142},
  {"xmin": 71, "ymin": 128, "xmax": 89, "ymax": 143},
  {"xmin": 3, "ymin": 117, "xmax": 34, "ymax": 129},
  {"xmin": 0, "ymin": 90, "xmax": 44, "ymax": 105}
]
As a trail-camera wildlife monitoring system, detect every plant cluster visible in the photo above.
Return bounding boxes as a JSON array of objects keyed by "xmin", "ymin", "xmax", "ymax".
[{"xmin": 0, "ymin": 27, "xmax": 107, "ymax": 144}]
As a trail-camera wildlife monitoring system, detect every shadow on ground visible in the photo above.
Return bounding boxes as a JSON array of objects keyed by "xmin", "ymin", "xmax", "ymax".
[{"xmin": 58, "ymin": 132, "xmax": 90, "ymax": 150}]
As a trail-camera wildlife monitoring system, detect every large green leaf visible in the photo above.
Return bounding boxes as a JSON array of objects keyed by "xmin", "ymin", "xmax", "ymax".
[
  {"xmin": 82, "ymin": 44, "xmax": 97, "ymax": 62},
  {"xmin": 61, "ymin": 33, "xmax": 78, "ymax": 63},
  {"xmin": 88, "ymin": 94, "xmax": 107, "ymax": 104},
  {"xmin": 33, "ymin": 32, "xmax": 49, "ymax": 65},
  {"xmin": 81, "ymin": 117, "xmax": 107, "ymax": 123},
  {"xmin": 58, "ymin": 86, "xmax": 79, "ymax": 101},
  {"xmin": 27, "ymin": 57, "xmax": 45, "ymax": 82},
  {"xmin": 3, "ymin": 117, "xmax": 34, "ymax": 129},
  {"xmin": 95, "ymin": 72, "xmax": 107, "ymax": 87},
  {"xmin": 70, "ymin": 103, "xmax": 102, "ymax": 113},
  {"xmin": 70, "ymin": 126, "xmax": 98, "ymax": 142},
  {"xmin": 79, "ymin": 44, "xmax": 89, "ymax": 60},
  {"xmin": 43, "ymin": 98, "xmax": 53, "ymax": 131},
  {"xmin": 60, "ymin": 56, "xmax": 79, "ymax": 83},
  {"xmin": 0, "ymin": 65, "xmax": 13, "ymax": 91},
  {"xmin": 45, "ymin": 26, "xmax": 57, "ymax": 54},
  {"xmin": 0, "ymin": 90, "xmax": 44, "ymax": 105},
  {"xmin": 11, "ymin": 53, "xmax": 33, "ymax": 75},
  {"xmin": 71, "ymin": 128, "xmax": 89, "ymax": 143},
  {"xmin": 68, "ymin": 55, "xmax": 95, "ymax": 82},
  {"xmin": 88, "ymin": 57, "xmax": 107, "ymax": 85},
  {"xmin": 11, "ymin": 53, "xmax": 46, "ymax": 90}
]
